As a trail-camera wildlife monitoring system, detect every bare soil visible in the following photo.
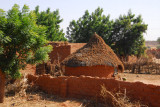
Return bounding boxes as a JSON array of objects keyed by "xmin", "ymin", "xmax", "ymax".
[
  {"xmin": 0, "ymin": 91, "xmax": 95, "ymax": 107},
  {"xmin": 118, "ymin": 72, "xmax": 160, "ymax": 86},
  {"xmin": 0, "ymin": 88, "xmax": 104, "ymax": 107}
]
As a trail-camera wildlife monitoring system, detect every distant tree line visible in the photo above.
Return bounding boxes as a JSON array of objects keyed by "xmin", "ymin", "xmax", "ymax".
[{"xmin": 157, "ymin": 37, "xmax": 160, "ymax": 49}]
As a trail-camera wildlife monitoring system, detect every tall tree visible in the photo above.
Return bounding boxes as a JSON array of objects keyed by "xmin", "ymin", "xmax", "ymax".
[
  {"xmin": 34, "ymin": 6, "xmax": 66, "ymax": 41},
  {"xmin": 66, "ymin": 7, "xmax": 113, "ymax": 43},
  {"xmin": 0, "ymin": 4, "xmax": 52, "ymax": 102},
  {"xmin": 109, "ymin": 10, "xmax": 147, "ymax": 57}
]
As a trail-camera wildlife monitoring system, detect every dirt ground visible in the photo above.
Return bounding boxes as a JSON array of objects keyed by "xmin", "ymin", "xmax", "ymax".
[
  {"xmin": 118, "ymin": 72, "xmax": 160, "ymax": 86},
  {"xmin": 0, "ymin": 91, "xmax": 98, "ymax": 107},
  {"xmin": 0, "ymin": 87, "xmax": 104, "ymax": 107}
]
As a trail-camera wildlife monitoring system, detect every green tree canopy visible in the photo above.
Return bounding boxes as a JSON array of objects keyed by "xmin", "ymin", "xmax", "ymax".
[
  {"xmin": 108, "ymin": 10, "xmax": 147, "ymax": 57},
  {"xmin": 66, "ymin": 7, "xmax": 113, "ymax": 43},
  {"xmin": 156, "ymin": 37, "xmax": 160, "ymax": 49},
  {"xmin": 67, "ymin": 8, "xmax": 148, "ymax": 57},
  {"xmin": 34, "ymin": 6, "xmax": 66, "ymax": 41},
  {"xmin": 157, "ymin": 37, "xmax": 160, "ymax": 44},
  {"xmin": 0, "ymin": 4, "xmax": 52, "ymax": 78}
]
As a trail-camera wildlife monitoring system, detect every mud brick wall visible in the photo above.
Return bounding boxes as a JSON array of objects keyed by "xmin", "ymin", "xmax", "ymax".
[
  {"xmin": 28, "ymin": 74, "xmax": 160, "ymax": 107},
  {"xmin": 49, "ymin": 45, "xmax": 71, "ymax": 63},
  {"xmin": 49, "ymin": 43, "xmax": 85, "ymax": 63},
  {"xmin": 65, "ymin": 65, "xmax": 114, "ymax": 78},
  {"xmin": 69, "ymin": 43, "xmax": 86, "ymax": 54},
  {"xmin": 36, "ymin": 63, "xmax": 45, "ymax": 75}
]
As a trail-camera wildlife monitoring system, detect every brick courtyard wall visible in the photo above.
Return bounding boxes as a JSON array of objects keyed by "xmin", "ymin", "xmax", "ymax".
[
  {"xmin": 65, "ymin": 65, "xmax": 114, "ymax": 78},
  {"xmin": 28, "ymin": 74, "xmax": 160, "ymax": 107}
]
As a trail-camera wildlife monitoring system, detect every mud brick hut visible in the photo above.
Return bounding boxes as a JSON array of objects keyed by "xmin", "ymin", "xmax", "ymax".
[{"xmin": 61, "ymin": 33, "xmax": 124, "ymax": 78}]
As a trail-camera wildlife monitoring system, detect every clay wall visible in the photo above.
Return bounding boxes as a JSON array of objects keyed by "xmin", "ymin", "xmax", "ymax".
[
  {"xmin": 28, "ymin": 74, "xmax": 160, "ymax": 107},
  {"xmin": 35, "ymin": 63, "xmax": 45, "ymax": 75},
  {"xmin": 65, "ymin": 65, "xmax": 114, "ymax": 78},
  {"xmin": 69, "ymin": 43, "xmax": 86, "ymax": 54},
  {"xmin": 48, "ymin": 42, "xmax": 86, "ymax": 63},
  {"xmin": 49, "ymin": 45, "xmax": 71, "ymax": 63}
]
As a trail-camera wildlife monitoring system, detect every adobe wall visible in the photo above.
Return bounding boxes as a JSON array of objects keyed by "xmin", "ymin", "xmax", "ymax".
[
  {"xmin": 69, "ymin": 43, "xmax": 86, "ymax": 54},
  {"xmin": 28, "ymin": 74, "xmax": 160, "ymax": 107},
  {"xmin": 49, "ymin": 45, "xmax": 71, "ymax": 63},
  {"xmin": 48, "ymin": 42, "xmax": 86, "ymax": 63},
  {"xmin": 64, "ymin": 65, "xmax": 114, "ymax": 78},
  {"xmin": 36, "ymin": 63, "xmax": 45, "ymax": 75}
]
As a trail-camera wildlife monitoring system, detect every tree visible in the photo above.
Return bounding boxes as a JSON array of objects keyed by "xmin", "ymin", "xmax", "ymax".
[
  {"xmin": 34, "ymin": 6, "xmax": 66, "ymax": 41},
  {"xmin": 67, "ymin": 8, "xmax": 148, "ymax": 58},
  {"xmin": 109, "ymin": 10, "xmax": 147, "ymax": 57},
  {"xmin": 156, "ymin": 37, "xmax": 160, "ymax": 49},
  {"xmin": 66, "ymin": 7, "xmax": 113, "ymax": 43},
  {"xmin": 0, "ymin": 4, "xmax": 52, "ymax": 102},
  {"xmin": 157, "ymin": 37, "xmax": 160, "ymax": 44}
]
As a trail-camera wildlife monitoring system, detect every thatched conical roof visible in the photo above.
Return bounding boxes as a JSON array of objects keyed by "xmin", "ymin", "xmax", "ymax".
[{"xmin": 62, "ymin": 33, "xmax": 124, "ymax": 72}]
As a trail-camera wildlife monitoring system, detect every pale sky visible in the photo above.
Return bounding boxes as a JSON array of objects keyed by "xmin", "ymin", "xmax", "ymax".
[{"xmin": 0, "ymin": 0, "xmax": 160, "ymax": 41}]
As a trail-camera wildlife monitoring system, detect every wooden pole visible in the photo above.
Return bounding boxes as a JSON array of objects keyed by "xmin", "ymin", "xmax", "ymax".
[{"xmin": 0, "ymin": 69, "xmax": 5, "ymax": 103}]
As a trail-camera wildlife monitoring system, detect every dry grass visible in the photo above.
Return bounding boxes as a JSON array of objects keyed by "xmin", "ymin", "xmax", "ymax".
[
  {"xmin": 100, "ymin": 84, "xmax": 147, "ymax": 107},
  {"xmin": 5, "ymin": 74, "xmax": 28, "ymax": 97}
]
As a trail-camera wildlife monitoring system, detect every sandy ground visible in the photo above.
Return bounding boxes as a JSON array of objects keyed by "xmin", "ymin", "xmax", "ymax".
[{"xmin": 118, "ymin": 73, "xmax": 160, "ymax": 86}]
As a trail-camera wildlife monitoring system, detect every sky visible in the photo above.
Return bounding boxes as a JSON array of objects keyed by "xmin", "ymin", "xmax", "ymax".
[{"xmin": 0, "ymin": 0, "xmax": 160, "ymax": 41}]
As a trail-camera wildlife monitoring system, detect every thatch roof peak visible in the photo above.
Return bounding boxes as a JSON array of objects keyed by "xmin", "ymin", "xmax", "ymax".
[{"xmin": 87, "ymin": 32, "xmax": 106, "ymax": 48}]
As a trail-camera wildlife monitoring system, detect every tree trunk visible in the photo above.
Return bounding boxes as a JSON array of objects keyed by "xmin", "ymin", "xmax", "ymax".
[{"xmin": 0, "ymin": 70, "xmax": 5, "ymax": 103}]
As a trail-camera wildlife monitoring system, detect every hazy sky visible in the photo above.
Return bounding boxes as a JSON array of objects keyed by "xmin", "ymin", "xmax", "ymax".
[{"xmin": 0, "ymin": 0, "xmax": 160, "ymax": 41}]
